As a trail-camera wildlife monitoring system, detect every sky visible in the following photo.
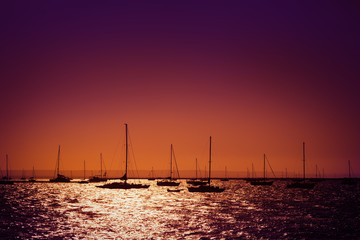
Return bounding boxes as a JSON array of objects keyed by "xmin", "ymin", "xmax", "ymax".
[{"xmin": 1, "ymin": 1, "xmax": 359, "ymax": 178}]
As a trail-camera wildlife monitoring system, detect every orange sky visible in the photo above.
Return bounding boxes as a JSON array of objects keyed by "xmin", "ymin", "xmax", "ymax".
[{"xmin": 1, "ymin": 1, "xmax": 359, "ymax": 178}]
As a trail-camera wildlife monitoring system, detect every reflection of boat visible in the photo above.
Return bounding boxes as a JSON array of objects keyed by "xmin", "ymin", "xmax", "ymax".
[
  {"xmin": 89, "ymin": 153, "xmax": 107, "ymax": 182},
  {"xmin": 188, "ymin": 136, "xmax": 225, "ymax": 193},
  {"xmin": 50, "ymin": 145, "xmax": 71, "ymax": 182},
  {"xmin": 28, "ymin": 166, "xmax": 36, "ymax": 182},
  {"xmin": 250, "ymin": 154, "xmax": 273, "ymax": 186},
  {"xmin": 97, "ymin": 124, "xmax": 149, "ymax": 189},
  {"xmin": 0, "ymin": 154, "xmax": 14, "ymax": 185},
  {"xmin": 287, "ymin": 142, "xmax": 315, "ymax": 189},
  {"xmin": 157, "ymin": 144, "xmax": 180, "ymax": 186},
  {"xmin": 187, "ymin": 158, "xmax": 208, "ymax": 186}
]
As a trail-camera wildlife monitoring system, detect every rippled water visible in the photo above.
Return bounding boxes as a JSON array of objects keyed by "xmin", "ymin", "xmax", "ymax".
[{"xmin": 1, "ymin": 180, "xmax": 359, "ymax": 239}]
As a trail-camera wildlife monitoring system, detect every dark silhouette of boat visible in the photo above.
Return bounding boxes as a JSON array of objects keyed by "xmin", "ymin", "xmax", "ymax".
[
  {"xmin": 97, "ymin": 124, "xmax": 149, "ymax": 189},
  {"xmin": 148, "ymin": 167, "xmax": 156, "ymax": 180},
  {"xmin": 220, "ymin": 166, "xmax": 229, "ymax": 181},
  {"xmin": 78, "ymin": 160, "xmax": 89, "ymax": 184},
  {"xmin": 28, "ymin": 166, "xmax": 36, "ymax": 182},
  {"xmin": 342, "ymin": 160, "xmax": 358, "ymax": 185},
  {"xmin": 89, "ymin": 153, "xmax": 108, "ymax": 182},
  {"xmin": 188, "ymin": 136, "xmax": 225, "ymax": 193},
  {"xmin": 50, "ymin": 145, "xmax": 71, "ymax": 182},
  {"xmin": 287, "ymin": 142, "xmax": 315, "ymax": 189},
  {"xmin": 187, "ymin": 158, "xmax": 207, "ymax": 185},
  {"xmin": 0, "ymin": 154, "xmax": 14, "ymax": 185},
  {"xmin": 250, "ymin": 154, "xmax": 273, "ymax": 186},
  {"xmin": 157, "ymin": 144, "xmax": 180, "ymax": 186}
]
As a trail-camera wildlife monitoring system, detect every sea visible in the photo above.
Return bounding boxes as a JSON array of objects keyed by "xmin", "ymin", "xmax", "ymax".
[{"xmin": 1, "ymin": 179, "xmax": 359, "ymax": 239}]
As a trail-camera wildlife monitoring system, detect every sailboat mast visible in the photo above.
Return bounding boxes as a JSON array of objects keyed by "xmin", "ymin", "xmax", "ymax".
[
  {"xmin": 263, "ymin": 153, "xmax": 266, "ymax": 179},
  {"xmin": 84, "ymin": 160, "xmax": 86, "ymax": 179},
  {"xmin": 170, "ymin": 144, "xmax": 173, "ymax": 179},
  {"xmin": 195, "ymin": 158, "xmax": 198, "ymax": 179},
  {"xmin": 348, "ymin": 160, "xmax": 351, "ymax": 178},
  {"xmin": 57, "ymin": 145, "xmax": 60, "ymax": 176},
  {"xmin": 6, "ymin": 154, "xmax": 8, "ymax": 180},
  {"xmin": 208, "ymin": 136, "xmax": 211, "ymax": 185},
  {"xmin": 125, "ymin": 123, "xmax": 128, "ymax": 182},
  {"xmin": 303, "ymin": 142, "xmax": 305, "ymax": 181},
  {"xmin": 100, "ymin": 153, "xmax": 102, "ymax": 177}
]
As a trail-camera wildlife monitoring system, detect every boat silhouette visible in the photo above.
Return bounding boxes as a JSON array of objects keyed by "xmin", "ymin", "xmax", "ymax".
[
  {"xmin": 157, "ymin": 144, "xmax": 180, "ymax": 186},
  {"xmin": 50, "ymin": 145, "xmax": 71, "ymax": 182},
  {"xmin": 89, "ymin": 153, "xmax": 108, "ymax": 182},
  {"xmin": 0, "ymin": 154, "xmax": 14, "ymax": 185},
  {"xmin": 78, "ymin": 160, "xmax": 89, "ymax": 184},
  {"xmin": 188, "ymin": 136, "xmax": 225, "ymax": 193},
  {"xmin": 220, "ymin": 166, "xmax": 229, "ymax": 181},
  {"xmin": 147, "ymin": 167, "xmax": 156, "ymax": 181},
  {"xmin": 250, "ymin": 154, "xmax": 273, "ymax": 186},
  {"xmin": 342, "ymin": 160, "xmax": 358, "ymax": 185},
  {"xmin": 187, "ymin": 158, "xmax": 208, "ymax": 186},
  {"xmin": 97, "ymin": 124, "xmax": 149, "ymax": 189},
  {"xmin": 28, "ymin": 166, "xmax": 36, "ymax": 182},
  {"xmin": 286, "ymin": 142, "xmax": 315, "ymax": 189}
]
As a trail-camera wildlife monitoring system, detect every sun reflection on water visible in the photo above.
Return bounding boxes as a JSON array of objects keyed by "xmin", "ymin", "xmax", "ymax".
[{"xmin": 0, "ymin": 179, "xmax": 359, "ymax": 239}]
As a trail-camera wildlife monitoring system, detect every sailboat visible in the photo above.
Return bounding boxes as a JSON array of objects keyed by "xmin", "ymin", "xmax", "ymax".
[
  {"xmin": 89, "ymin": 153, "xmax": 107, "ymax": 182},
  {"xmin": 78, "ymin": 160, "xmax": 89, "ymax": 184},
  {"xmin": 250, "ymin": 154, "xmax": 273, "ymax": 186},
  {"xmin": 0, "ymin": 154, "xmax": 14, "ymax": 185},
  {"xmin": 28, "ymin": 166, "xmax": 36, "ymax": 182},
  {"xmin": 342, "ymin": 160, "xmax": 357, "ymax": 185},
  {"xmin": 148, "ymin": 167, "xmax": 155, "ymax": 181},
  {"xmin": 50, "ymin": 145, "xmax": 71, "ymax": 182},
  {"xmin": 157, "ymin": 144, "xmax": 180, "ymax": 186},
  {"xmin": 286, "ymin": 142, "xmax": 315, "ymax": 189},
  {"xmin": 20, "ymin": 169, "xmax": 26, "ymax": 180},
  {"xmin": 97, "ymin": 124, "xmax": 149, "ymax": 189},
  {"xmin": 220, "ymin": 166, "xmax": 229, "ymax": 181},
  {"xmin": 188, "ymin": 136, "xmax": 225, "ymax": 192},
  {"xmin": 187, "ymin": 158, "xmax": 207, "ymax": 185}
]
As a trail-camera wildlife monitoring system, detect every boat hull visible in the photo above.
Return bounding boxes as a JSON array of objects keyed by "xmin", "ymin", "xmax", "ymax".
[
  {"xmin": 97, "ymin": 182, "xmax": 149, "ymax": 189},
  {"xmin": 186, "ymin": 180, "xmax": 208, "ymax": 186},
  {"xmin": 156, "ymin": 181, "xmax": 180, "ymax": 186},
  {"xmin": 188, "ymin": 185, "xmax": 225, "ymax": 192}
]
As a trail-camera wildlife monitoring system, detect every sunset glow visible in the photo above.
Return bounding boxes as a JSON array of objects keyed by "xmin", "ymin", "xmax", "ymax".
[{"xmin": 1, "ymin": 1, "xmax": 359, "ymax": 178}]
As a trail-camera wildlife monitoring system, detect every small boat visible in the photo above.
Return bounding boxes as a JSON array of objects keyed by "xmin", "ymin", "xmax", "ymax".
[
  {"xmin": 50, "ymin": 145, "xmax": 71, "ymax": 182},
  {"xmin": 89, "ymin": 153, "xmax": 107, "ymax": 182},
  {"xmin": 157, "ymin": 144, "xmax": 180, "ymax": 186},
  {"xmin": 28, "ymin": 166, "xmax": 36, "ymax": 182},
  {"xmin": 250, "ymin": 154, "xmax": 273, "ymax": 186},
  {"xmin": 148, "ymin": 167, "xmax": 156, "ymax": 181},
  {"xmin": 187, "ymin": 136, "xmax": 225, "ymax": 193},
  {"xmin": 0, "ymin": 154, "xmax": 14, "ymax": 185},
  {"xmin": 287, "ymin": 142, "xmax": 315, "ymax": 189},
  {"xmin": 220, "ymin": 166, "xmax": 229, "ymax": 181},
  {"xmin": 78, "ymin": 160, "xmax": 89, "ymax": 184},
  {"xmin": 342, "ymin": 160, "xmax": 358, "ymax": 185},
  {"xmin": 97, "ymin": 124, "xmax": 149, "ymax": 189},
  {"xmin": 187, "ymin": 158, "xmax": 208, "ymax": 185}
]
